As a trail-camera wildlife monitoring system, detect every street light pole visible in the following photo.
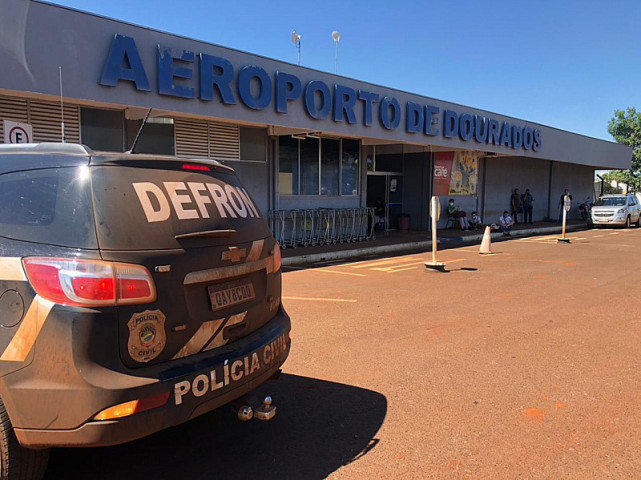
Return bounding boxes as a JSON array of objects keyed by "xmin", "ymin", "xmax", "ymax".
[
  {"xmin": 291, "ymin": 31, "xmax": 301, "ymax": 65},
  {"xmin": 332, "ymin": 31, "xmax": 340, "ymax": 74}
]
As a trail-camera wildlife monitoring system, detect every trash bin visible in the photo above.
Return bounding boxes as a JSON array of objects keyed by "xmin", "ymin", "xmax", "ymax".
[{"xmin": 397, "ymin": 213, "xmax": 410, "ymax": 231}]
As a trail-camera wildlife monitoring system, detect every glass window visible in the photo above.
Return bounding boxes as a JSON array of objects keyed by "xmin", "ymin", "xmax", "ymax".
[
  {"xmin": 277, "ymin": 136, "xmax": 359, "ymax": 196},
  {"xmin": 81, "ymin": 107, "xmax": 123, "ymax": 152},
  {"xmin": 299, "ymin": 138, "xmax": 319, "ymax": 195},
  {"xmin": 126, "ymin": 117, "xmax": 174, "ymax": 155},
  {"xmin": 342, "ymin": 139, "xmax": 359, "ymax": 195},
  {"xmin": 278, "ymin": 136, "xmax": 298, "ymax": 195},
  {"xmin": 0, "ymin": 167, "xmax": 97, "ymax": 249},
  {"xmin": 375, "ymin": 144, "xmax": 403, "ymax": 172},
  {"xmin": 321, "ymin": 139, "xmax": 339, "ymax": 196},
  {"xmin": 240, "ymin": 127, "xmax": 267, "ymax": 162}
]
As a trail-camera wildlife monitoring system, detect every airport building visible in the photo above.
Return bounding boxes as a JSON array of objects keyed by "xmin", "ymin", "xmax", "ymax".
[{"xmin": 0, "ymin": 0, "xmax": 632, "ymax": 237}]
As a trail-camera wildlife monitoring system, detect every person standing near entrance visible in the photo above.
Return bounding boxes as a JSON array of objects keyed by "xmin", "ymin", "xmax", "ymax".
[
  {"xmin": 558, "ymin": 188, "xmax": 572, "ymax": 223},
  {"xmin": 510, "ymin": 188, "xmax": 523, "ymax": 224},
  {"xmin": 522, "ymin": 189, "xmax": 534, "ymax": 224}
]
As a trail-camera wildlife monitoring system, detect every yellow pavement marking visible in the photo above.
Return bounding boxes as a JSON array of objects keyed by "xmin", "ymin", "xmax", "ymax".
[
  {"xmin": 285, "ymin": 266, "xmax": 366, "ymax": 277},
  {"xmin": 609, "ymin": 232, "xmax": 620, "ymax": 235},
  {"xmin": 592, "ymin": 234, "xmax": 604, "ymax": 238},
  {"xmin": 283, "ymin": 296, "xmax": 357, "ymax": 303},
  {"xmin": 389, "ymin": 258, "xmax": 467, "ymax": 273},
  {"xmin": 352, "ymin": 256, "xmax": 423, "ymax": 269},
  {"xmin": 371, "ymin": 260, "xmax": 430, "ymax": 272},
  {"xmin": 316, "ymin": 269, "xmax": 366, "ymax": 277}
]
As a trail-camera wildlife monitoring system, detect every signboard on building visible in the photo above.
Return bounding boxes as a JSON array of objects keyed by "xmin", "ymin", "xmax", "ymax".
[
  {"xmin": 433, "ymin": 151, "xmax": 479, "ymax": 196},
  {"xmin": 3, "ymin": 120, "xmax": 32, "ymax": 144}
]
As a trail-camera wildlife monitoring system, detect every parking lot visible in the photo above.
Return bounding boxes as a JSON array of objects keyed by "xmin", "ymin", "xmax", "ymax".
[{"xmin": 46, "ymin": 228, "xmax": 641, "ymax": 479}]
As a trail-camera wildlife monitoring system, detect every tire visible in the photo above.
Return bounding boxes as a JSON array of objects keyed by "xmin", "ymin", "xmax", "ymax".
[
  {"xmin": 0, "ymin": 398, "xmax": 49, "ymax": 480},
  {"xmin": 637, "ymin": 216, "xmax": 641, "ymax": 228},
  {"xmin": 626, "ymin": 216, "xmax": 631, "ymax": 228}
]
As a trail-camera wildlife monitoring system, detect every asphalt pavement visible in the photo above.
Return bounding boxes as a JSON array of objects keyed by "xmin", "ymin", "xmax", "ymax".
[{"xmin": 46, "ymin": 227, "xmax": 641, "ymax": 479}]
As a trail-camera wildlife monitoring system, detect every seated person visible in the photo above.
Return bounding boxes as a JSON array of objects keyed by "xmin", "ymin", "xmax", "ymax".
[
  {"xmin": 498, "ymin": 211, "xmax": 514, "ymax": 236},
  {"xmin": 470, "ymin": 211, "xmax": 483, "ymax": 230},
  {"xmin": 447, "ymin": 199, "xmax": 470, "ymax": 230},
  {"xmin": 374, "ymin": 197, "xmax": 385, "ymax": 230}
]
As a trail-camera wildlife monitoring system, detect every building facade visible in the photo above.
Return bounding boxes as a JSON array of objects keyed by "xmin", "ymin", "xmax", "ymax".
[{"xmin": 0, "ymin": 1, "xmax": 632, "ymax": 233}]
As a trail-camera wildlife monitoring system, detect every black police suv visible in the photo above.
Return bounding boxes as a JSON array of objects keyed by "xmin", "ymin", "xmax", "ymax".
[{"xmin": 0, "ymin": 143, "xmax": 290, "ymax": 479}]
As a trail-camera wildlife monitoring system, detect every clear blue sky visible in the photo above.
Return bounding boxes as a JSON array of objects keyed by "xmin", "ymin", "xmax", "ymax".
[{"xmin": 49, "ymin": 0, "xmax": 640, "ymax": 141}]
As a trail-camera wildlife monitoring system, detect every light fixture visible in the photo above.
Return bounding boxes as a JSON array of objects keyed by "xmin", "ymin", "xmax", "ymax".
[
  {"xmin": 331, "ymin": 30, "xmax": 340, "ymax": 74},
  {"xmin": 291, "ymin": 31, "xmax": 301, "ymax": 65}
]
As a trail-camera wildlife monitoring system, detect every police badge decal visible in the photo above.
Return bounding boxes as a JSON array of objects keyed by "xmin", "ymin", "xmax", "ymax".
[{"xmin": 127, "ymin": 310, "xmax": 166, "ymax": 363}]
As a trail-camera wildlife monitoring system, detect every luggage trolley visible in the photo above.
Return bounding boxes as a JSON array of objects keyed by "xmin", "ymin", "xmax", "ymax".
[{"xmin": 277, "ymin": 209, "xmax": 298, "ymax": 249}]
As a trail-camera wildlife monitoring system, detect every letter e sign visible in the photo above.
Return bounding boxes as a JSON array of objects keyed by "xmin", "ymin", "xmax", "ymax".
[{"xmin": 4, "ymin": 121, "xmax": 33, "ymax": 144}]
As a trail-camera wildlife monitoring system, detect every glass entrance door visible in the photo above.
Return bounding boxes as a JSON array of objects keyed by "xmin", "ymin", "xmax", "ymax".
[{"xmin": 367, "ymin": 174, "xmax": 403, "ymax": 230}]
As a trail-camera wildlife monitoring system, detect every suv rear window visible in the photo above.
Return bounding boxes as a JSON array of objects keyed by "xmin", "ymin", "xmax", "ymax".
[
  {"xmin": 90, "ymin": 162, "xmax": 270, "ymax": 250},
  {"xmin": 0, "ymin": 167, "xmax": 97, "ymax": 248},
  {"xmin": 595, "ymin": 197, "xmax": 626, "ymax": 207}
]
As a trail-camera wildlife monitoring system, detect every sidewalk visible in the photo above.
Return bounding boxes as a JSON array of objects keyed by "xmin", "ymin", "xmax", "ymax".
[{"xmin": 281, "ymin": 221, "xmax": 587, "ymax": 266}]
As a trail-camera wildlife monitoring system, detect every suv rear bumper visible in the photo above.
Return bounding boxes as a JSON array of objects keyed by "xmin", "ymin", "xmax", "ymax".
[{"xmin": 12, "ymin": 310, "xmax": 290, "ymax": 449}]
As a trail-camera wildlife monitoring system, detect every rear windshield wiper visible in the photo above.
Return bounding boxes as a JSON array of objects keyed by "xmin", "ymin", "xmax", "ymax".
[{"xmin": 175, "ymin": 229, "xmax": 236, "ymax": 240}]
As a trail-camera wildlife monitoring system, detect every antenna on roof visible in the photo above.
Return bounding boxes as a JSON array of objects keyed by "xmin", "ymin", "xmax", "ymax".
[
  {"xmin": 59, "ymin": 66, "xmax": 66, "ymax": 143},
  {"xmin": 127, "ymin": 108, "xmax": 152, "ymax": 154}
]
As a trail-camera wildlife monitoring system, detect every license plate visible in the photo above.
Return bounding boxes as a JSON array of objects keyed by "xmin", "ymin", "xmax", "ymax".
[
  {"xmin": 597, "ymin": 219, "xmax": 610, "ymax": 223},
  {"xmin": 208, "ymin": 280, "xmax": 255, "ymax": 311}
]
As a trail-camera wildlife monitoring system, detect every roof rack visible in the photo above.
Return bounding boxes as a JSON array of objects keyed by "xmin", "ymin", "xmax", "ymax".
[{"xmin": 0, "ymin": 143, "xmax": 93, "ymax": 155}]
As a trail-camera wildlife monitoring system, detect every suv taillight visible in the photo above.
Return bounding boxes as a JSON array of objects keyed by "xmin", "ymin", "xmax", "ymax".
[
  {"xmin": 273, "ymin": 242, "xmax": 282, "ymax": 272},
  {"xmin": 22, "ymin": 258, "xmax": 156, "ymax": 307}
]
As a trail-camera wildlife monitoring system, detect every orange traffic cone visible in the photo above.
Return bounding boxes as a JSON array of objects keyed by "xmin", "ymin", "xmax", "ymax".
[{"xmin": 479, "ymin": 226, "xmax": 492, "ymax": 254}]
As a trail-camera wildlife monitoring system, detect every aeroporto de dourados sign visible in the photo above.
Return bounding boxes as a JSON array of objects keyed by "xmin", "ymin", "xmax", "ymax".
[{"xmin": 100, "ymin": 34, "xmax": 542, "ymax": 152}]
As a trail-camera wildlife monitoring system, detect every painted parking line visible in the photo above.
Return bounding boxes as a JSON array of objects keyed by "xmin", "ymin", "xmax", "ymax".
[
  {"xmin": 282, "ymin": 296, "xmax": 357, "ymax": 303},
  {"xmin": 382, "ymin": 258, "xmax": 467, "ymax": 273},
  {"xmin": 371, "ymin": 260, "xmax": 431, "ymax": 272},
  {"xmin": 351, "ymin": 256, "xmax": 423, "ymax": 269},
  {"xmin": 285, "ymin": 266, "xmax": 366, "ymax": 277}
]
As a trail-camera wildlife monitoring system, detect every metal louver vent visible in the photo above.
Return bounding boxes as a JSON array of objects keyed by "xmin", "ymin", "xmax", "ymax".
[
  {"xmin": 0, "ymin": 96, "xmax": 28, "ymax": 141},
  {"xmin": 175, "ymin": 118, "xmax": 240, "ymax": 161},
  {"xmin": 30, "ymin": 101, "xmax": 79, "ymax": 144},
  {"xmin": 209, "ymin": 122, "xmax": 239, "ymax": 160}
]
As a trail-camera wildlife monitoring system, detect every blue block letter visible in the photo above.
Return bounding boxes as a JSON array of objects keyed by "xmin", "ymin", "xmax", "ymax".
[
  {"xmin": 100, "ymin": 35, "xmax": 150, "ymax": 91},
  {"xmin": 304, "ymin": 81, "xmax": 332, "ymax": 119},
  {"xmin": 158, "ymin": 47, "xmax": 195, "ymax": 98},
  {"xmin": 499, "ymin": 122, "xmax": 512, "ymax": 147},
  {"xmin": 357, "ymin": 90, "xmax": 379, "ymax": 126},
  {"xmin": 406, "ymin": 102, "xmax": 424, "ymax": 133},
  {"xmin": 523, "ymin": 127, "xmax": 534, "ymax": 150},
  {"xmin": 488, "ymin": 119, "xmax": 501, "ymax": 144},
  {"xmin": 379, "ymin": 97, "xmax": 401, "ymax": 130},
  {"xmin": 424, "ymin": 106, "xmax": 440, "ymax": 135},
  {"xmin": 533, "ymin": 129, "xmax": 542, "ymax": 151},
  {"xmin": 511, "ymin": 126, "xmax": 523, "ymax": 149},
  {"xmin": 444, "ymin": 110, "xmax": 459, "ymax": 138},
  {"xmin": 200, "ymin": 54, "xmax": 236, "ymax": 104},
  {"xmin": 459, "ymin": 113, "xmax": 473, "ymax": 141},
  {"xmin": 474, "ymin": 115, "xmax": 488, "ymax": 143},
  {"xmin": 333, "ymin": 85, "xmax": 357, "ymax": 123},
  {"xmin": 238, "ymin": 66, "xmax": 272, "ymax": 110},
  {"xmin": 275, "ymin": 72, "xmax": 301, "ymax": 113}
]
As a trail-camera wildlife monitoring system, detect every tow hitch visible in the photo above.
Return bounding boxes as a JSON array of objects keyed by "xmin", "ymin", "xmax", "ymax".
[{"xmin": 234, "ymin": 396, "xmax": 277, "ymax": 422}]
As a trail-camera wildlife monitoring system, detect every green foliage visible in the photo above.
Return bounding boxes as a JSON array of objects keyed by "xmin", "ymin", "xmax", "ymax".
[
  {"xmin": 598, "ymin": 171, "xmax": 625, "ymax": 194},
  {"xmin": 608, "ymin": 107, "xmax": 641, "ymax": 190}
]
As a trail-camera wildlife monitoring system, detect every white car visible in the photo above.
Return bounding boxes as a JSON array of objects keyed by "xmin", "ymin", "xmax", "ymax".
[{"xmin": 591, "ymin": 194, "xmax": 641, "ymax": 227}]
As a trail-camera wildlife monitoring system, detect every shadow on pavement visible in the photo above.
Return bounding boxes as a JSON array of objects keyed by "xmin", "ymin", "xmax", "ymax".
[{"xmin": 44, "ymin": 374, "xmax": 387, "ymax": 480}]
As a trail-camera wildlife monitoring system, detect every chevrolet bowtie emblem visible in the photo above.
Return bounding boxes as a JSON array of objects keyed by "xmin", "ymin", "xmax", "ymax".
[{"xmin": 222, "ymin": 246, "xmax": 247, "ymax": 263}]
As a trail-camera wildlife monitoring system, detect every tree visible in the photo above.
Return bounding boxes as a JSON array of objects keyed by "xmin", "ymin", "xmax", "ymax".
[
  {"xmin": 607, "ymin": 107, "xmax": 641, "ymax": 190},
  {"xmin": 597, "ymin": 171, "xmax": 624, "ymax": 194}
]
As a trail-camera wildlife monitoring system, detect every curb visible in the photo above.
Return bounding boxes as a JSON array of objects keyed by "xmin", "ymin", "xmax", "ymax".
[
  {"xmin": 282, "ymin": 224, "xmax": 587, "ymax": 267},
  {"xmin": 282, "ymin": 240, "xmax": 432, "ymax": 266},
  {"xmin": 442, "ymin": 224, "xmax": 586, "ymax": 243}
]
